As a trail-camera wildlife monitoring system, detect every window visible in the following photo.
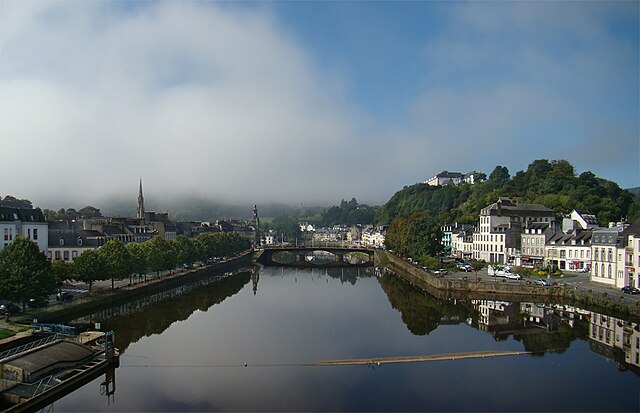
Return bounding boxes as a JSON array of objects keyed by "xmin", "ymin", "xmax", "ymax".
[
  {"xmin": 580, "ymin": 250, "xmax": 584, "ymax": 258},
  {"xmin": 55, "ymin": 251, "xmax": 61, "ymax": 260},
  {"xmin": 601, "ymin": 264, "xmax": 605, "ymax": 277},
  {"xmin": 72, "ymin": 251, "xmax": 78, "ymax": 259},
  {"xmin": 608, "ymin": 264, "xmax": 612, "ymax": 278},
  {"xmin": 59, "ymin": 238, "xmax": 64, "ymax": 246},
  {"xmin": 33, "ymin": 228, "xmax": 38, "ymax": 240},
  {"xmin": 63, "ymin": 251, "xmax": 69, "ymax": 261},
  {"xmin": 594, "ymin": 265, "xmax": 598, "ymax": 276},
  {"xmin": 3, "ymin": 228, "xmax": 7, "ymax": 241},
  {"xmin": 78, "ymin": 238, "xmax": 83, "ymax": 246},
  {"xmin": 27, "ymin": 228, "xmax": 31, "ymax": 239},
  {"xmin": 595, "ymin": 248, "xmax": 599, "ymax": 260},
  {"xmin": 608, "ymin": 249, "xmax": 613, "ymax": 262}
]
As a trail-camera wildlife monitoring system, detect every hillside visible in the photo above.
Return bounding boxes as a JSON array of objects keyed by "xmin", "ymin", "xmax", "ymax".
[{"xmin": 376, "ymin": 159, "xmax": 639, "ymax": 226}]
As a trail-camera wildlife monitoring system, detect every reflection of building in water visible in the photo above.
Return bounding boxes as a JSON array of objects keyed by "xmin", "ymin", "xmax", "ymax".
[
  {"xmin": 551, "ymin": 304, "xmax": 590, "ymax": 328},
  {"xmin": 589, "ymin": 312, "xmax": 640, "ymax": 372},
  {"xmin": 520, "ymin": 303, "xmax": 558, "ymax": 331},
  {"xmin": 471, "ymin": 300, "xmax": 522, "ymax": 338}
]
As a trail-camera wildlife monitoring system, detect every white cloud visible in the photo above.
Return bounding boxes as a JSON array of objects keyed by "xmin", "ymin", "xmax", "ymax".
[{"xmin": 0, "ymin": 1, "xmax": 382, "ymax": 208}]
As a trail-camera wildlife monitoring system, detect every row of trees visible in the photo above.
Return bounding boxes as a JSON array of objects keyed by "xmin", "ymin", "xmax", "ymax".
[
  {"xmin": 0, "ymin": 232, "xmax": 251, "ymax": 310},
  {"xmin": 319, "ymin": 198, "xmax": 379, "ymax": 227},
  {"xmin": 43, "ymin": 206, "xmax": 103, "ymax": 221}
]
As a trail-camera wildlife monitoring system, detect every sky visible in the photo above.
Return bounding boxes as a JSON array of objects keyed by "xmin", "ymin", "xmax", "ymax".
[{"xmin": 1, "ymin": 1, "xmax": 638, "ymax": 209}]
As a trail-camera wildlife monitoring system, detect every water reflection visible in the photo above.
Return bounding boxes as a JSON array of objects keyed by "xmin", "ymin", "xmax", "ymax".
[
  {"xmin": 53, "ymin": 266, "xmax": 638, "ymax": 412},
  {"xmin": 68, "ymin": 270, "xmax": 251, "ymax": 352},
  {"xmin": 380, "ymin": 274, "xmax": 639, "ymax": 374}
]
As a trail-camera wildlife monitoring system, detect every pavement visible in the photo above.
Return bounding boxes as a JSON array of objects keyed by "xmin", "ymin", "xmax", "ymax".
[{"xmin": 433, "ymin": 264, "xmax": 640, "ymax": 305}]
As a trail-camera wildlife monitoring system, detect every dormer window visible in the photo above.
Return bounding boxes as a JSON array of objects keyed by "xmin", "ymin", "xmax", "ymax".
[
  {"xmin": 78, "ymin": 238, "xmax": 83, "ymax": 246},
  {"xmin": 59, "ymin": 238, "xmax": 64, "ymax": 246}
]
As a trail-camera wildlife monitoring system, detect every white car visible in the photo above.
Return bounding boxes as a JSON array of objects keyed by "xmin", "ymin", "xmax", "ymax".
[{"xmin": 504, "ymin": 273, "xmax": 522, "ymax": 280}]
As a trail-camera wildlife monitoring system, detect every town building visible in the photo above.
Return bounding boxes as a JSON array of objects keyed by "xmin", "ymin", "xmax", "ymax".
[
  {"xmin": 545, "ymin": 229, "xmax": 592, "ymax": 271},
  {"xmin": 441, "ymin": 222, "xmax": 473, "ymax": 253},
  {"xmin": 562, "ymin": 210, "xmax": 599, "ymax": 232},
  {"xmin": 617, "ymin": 218, "xmax": 640, "ymax": 288},
  {"xmin": 361, "ymin": 226, "xmax": 386, "ymax": 248},
  {"xmin": 47, "ymin": 220, "xmax": 103, "ymax": 262},
  {"xmin": 520, "ymin": 222, "xmax": 557, "ymax": 268},
  {"xmin": 451, "ymin": 227, "xmax": 474, "ymax": 259},
  {"xmin": 425, "ymin": 171, "xmax": 483, "ymax": 187},
  {"xmin": 0, "ymin": 207, "xmax": 48, "ymax": 253},
  {"xmin": 473, "ymin": 197, "xmax": 556, "ymax": 265},
  {"xmin": 590, "ymin": 225, "xmax": 626, "ymax": 287}
]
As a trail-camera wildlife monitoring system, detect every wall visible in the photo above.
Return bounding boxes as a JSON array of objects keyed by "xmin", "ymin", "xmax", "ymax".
[{"xmin": 381, "ymin": 251, "xmax": 640, "ymax": 321}]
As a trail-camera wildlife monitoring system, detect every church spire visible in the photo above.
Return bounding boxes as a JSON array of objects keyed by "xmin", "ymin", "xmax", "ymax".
[{"xmin": 137, "ymin": 178, "xmax": 145, "ymax": 219}]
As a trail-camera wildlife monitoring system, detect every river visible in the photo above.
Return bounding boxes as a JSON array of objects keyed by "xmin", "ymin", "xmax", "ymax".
[{"xmin": 51, "ymin": 266, "xmax": 638, "ymax": 411}]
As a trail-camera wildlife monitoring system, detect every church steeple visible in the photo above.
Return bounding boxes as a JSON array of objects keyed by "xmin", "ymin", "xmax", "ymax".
[{"xmin": 137, "ymin": 178, "xmax": 145, "ymax": 219}]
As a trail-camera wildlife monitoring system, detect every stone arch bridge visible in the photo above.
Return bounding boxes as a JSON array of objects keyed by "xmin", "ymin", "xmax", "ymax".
[{"xmin": 256, "ymin": 245, "xmax": 375, "ymax": 267}]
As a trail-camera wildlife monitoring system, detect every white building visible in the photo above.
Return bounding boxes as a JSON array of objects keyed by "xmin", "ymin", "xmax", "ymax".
[
  {"xmin": 0, "ymin": 207, "xmax": 48, "ymax": 254},
  {"xmin": 451, "ymin": 228, "xmax": 474, "ymax": 259},
  {"xmin": 425, "ymin": 171, "xmax": 483, "ymax": 187},
  {"xmin": 262, "ymin": 230, "xmax": 277, "ymax": 246},
  {"xmin": 473, "ymin": 198, "xmax": 556, "ymax": 265},
  {"xmin": 520, "ymin": 223, "xmax": 556, "ymax": 267},
  {"xmin": 545, "ymin": 229, "xmax": 592, "ymax": 271},
  {"xmin": 562, "ymin": 210, "xmax": 599, "ymax": 232},
  {"xmin": 362, "ymin": 227, "xmax": 385, "ymax": 248},
  {"xmin": 618, "ymin": 218, "xmax": 640, "ymax": 288},
  {"xmin": 48, "ymin": 229, "xmax": 102, "ymax": 262},
  {"xmin": 590, "ymin": 226, "xmax": 626, "ymax": 287}
]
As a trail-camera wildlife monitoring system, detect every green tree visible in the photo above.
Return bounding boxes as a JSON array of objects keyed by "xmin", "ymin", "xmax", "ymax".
[
  {"xmin": 470, "ymin": 260, "xmax": 486, "ymax": 278},
  {"xmin": 174, "ymin": 235, "xmax": 198, "ymax": 266},
  {"xmin": 0, "ymin": 237, "xmax": 55, "ymax": 310},
  {"xmin": 78, "ymin": 206, "xmax": 102, "ymax": 218},
  {"xmin": 99, "ymin": 240, "xmax": 132, "ymax": 290},
  {"xmin": 385, "ymin": 212, "xmax": 442, "ymax": 258},
  {"xmin": 72, "ymin": 249, "xmax": 108, "ymax": 293},
  {"xmin": 144, "ymin": 236, "xmax": 177, "ymax": 277},
  {"xmin": 0, "ymin": 195, "xmax": 33, "ymax": 209},
  {"xmin": 51, "ymin": 259, "xmax": 73, "ymax": 294},
  {"xmin": 125, "ymin": 242, "xmax": 148, "ymax": 284}
]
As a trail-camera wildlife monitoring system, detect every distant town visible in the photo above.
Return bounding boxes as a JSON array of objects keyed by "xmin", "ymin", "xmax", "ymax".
[{"xmin": 2, "ymin": 172, "xmax": 639, "ymax": 293}]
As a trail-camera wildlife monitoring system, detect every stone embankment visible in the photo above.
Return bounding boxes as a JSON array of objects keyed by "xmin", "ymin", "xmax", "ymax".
[
  {"xmin": 25, "ymin": 251, "xmax": 255, "ymax": 324},
  {"xmin": 381, "ymin": 251, "xmax": 640, "ymax": 321}
]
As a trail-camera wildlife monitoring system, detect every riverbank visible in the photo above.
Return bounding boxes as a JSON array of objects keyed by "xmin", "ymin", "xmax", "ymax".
[
  {"xmin": 379, "ymin": 251, "xmax": 640, "ymax": 321},
  {"xmin": 7, "ymin": 250, "xmax": 255, "ymax": 328}
]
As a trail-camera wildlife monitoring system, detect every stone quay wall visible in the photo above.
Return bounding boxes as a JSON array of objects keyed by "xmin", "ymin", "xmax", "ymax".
[{"xmin": 381, "ymin": 251, "xmax": 640, "ymax": 321}]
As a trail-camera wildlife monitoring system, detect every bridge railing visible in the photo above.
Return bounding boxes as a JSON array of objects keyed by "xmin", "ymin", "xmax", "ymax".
[{"xmin": 262, "ymin": 242, "xmax": 375, "ymax": 251}]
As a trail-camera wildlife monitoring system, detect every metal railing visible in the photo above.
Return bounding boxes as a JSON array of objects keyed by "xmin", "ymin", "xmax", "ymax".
[{"xmin": 0, "ymin": 334, "xmax": 62, "ymax": 362}]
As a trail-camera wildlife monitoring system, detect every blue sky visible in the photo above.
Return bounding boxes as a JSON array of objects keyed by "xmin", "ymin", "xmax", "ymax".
[{"xmin": 0, "ymin": 1, "xmax": 638, "ymax": 207}]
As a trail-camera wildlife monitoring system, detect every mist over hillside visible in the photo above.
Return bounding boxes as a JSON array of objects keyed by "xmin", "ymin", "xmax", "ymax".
[{"xmin": 99, "ymin": 197, "xmax": 325, "ymax": 221}]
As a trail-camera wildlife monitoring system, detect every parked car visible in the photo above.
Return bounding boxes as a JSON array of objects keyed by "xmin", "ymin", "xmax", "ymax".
[
  {"xmin": 505, "ymin": 273, "xmax": 522, "ymax": 280},
  {"xmin": 535, "ymin": 279, "xmax": 550, "ymax": 286},
  {"xmin": 621, "ymin": 286, "xmax": 640, "ymax": 295},
  {"xmin": 457, "ymin": 264, "xmax": 472, "ymax": 272},
  {"xmin": 27, "ymin": 298, "xmax": 49, "ymax": 308},
  {"xmin": 0, "ymin": 304, "xmax": 21, "ymax": 315},
  {"xmin": 434, "ymin": 269, "xmax": 448, "ymax": 278},
  {"xmin": 56, "ymin": 292, "xmax": 73, "ymax": 302}
]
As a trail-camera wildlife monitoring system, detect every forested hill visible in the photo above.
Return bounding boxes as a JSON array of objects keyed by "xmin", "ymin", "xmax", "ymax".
[{"xmin": 376, "ymin": 159, "xmax": 639, "ymax": 227}]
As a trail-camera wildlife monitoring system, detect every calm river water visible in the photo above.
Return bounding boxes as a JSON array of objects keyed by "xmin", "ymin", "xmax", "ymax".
[{"xmin": 54, "ymin": 266, "xmax": 638, "ymax": 411}]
